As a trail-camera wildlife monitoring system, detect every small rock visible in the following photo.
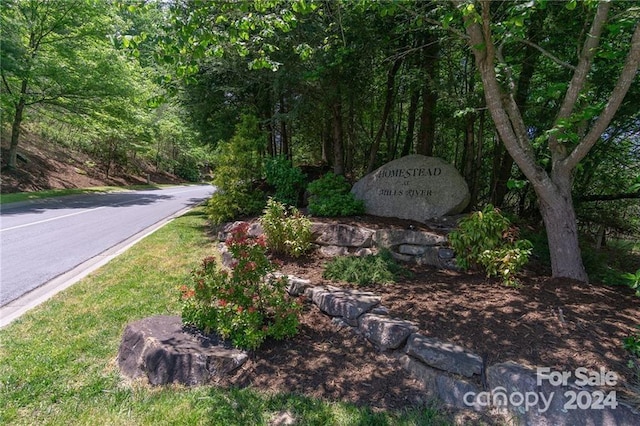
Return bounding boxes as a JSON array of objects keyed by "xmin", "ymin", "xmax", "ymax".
[
  {"xmin": 286, "ymin": 276, "xmax": 312, "ymax": 296},
  {"xmin": 399, "ymin": 244, "xmax": 426, "ymax": 256},
  {"xmin": 438, "ymin": 248, "xmax": 455, "ymax": 259},
  {"xmin": 354, "ymin": 247, "xmax": 374, "ymax": 257}
]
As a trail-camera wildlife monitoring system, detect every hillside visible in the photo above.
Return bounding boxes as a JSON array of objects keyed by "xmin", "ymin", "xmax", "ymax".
[{"xmin": 1, "ymin": 130, "xmax": 186, "ymax": 194}]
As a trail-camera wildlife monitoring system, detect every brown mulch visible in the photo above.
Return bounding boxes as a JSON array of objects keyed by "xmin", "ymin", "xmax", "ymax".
[{"xmin": 215, "ymin": 216, "xmax": 640, "ymax": 420}]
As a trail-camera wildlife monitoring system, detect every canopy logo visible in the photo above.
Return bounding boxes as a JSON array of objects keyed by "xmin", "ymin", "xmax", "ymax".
[{"xmin": 463, "ymin": 367, "xmax": 619, "ymax": 413}]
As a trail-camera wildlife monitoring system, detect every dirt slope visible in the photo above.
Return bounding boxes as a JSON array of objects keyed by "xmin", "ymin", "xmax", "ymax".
[{"xmin": 1, "ymin": 130, "xmax": 185, "ymax": 193}]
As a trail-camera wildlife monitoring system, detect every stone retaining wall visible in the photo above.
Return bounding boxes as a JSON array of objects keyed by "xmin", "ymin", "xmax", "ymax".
[
  {"xmin": 218, "ymin": 220, "xmax": 458, "ymax": 269},
  {"xmin": 284, "ymin": 276, "xmax": 639, "ymax": 425}
]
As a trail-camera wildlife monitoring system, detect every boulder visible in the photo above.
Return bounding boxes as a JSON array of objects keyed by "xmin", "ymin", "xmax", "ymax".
[
  {"xmin": 117, "ymin": 316, "xmax": 248, "ymax": 386},
  {"xmin": 374, "ymin": 228, "xmax": 448, "ymax": 247},
  {"xmin": 319, "ymin": 245, "xmax": 350, "ymax": 257},
  {"xmin": 352, "ymin": 155, "xmax": 470, "ymax": 221}
]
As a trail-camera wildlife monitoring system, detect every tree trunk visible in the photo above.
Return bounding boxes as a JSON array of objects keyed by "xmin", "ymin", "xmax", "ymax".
[
  {"xmin": 489, "ymin": 8, "xmax": 543, "ymax": 208},
  {"xmin": 331, "ymin": 100, "xmax": 345, "ymax": 176},
  {"xmin": 462, "ymin": 112, "xmax": 476, "ymax": 186},
  {"xmin": 7, "ymin": 80, "xmax": 28, "ymax": 170},
  {"xmin": 402, "ymin": 91, "xmax": 419, "ymax": 156},
  {"xmin": 416, "ymin": 34, "xmax": 439, "ymax": 156},
  {"xmin": 366, "ymin": 58, "xmax": 402, "ymax": 173},
  {"xmin": 280, "ymin": 96, "xmax": 289, "ymax": 159},
  {"xmin": 536, "ymin": 171, "xmax": 587, "ymax": 281}
]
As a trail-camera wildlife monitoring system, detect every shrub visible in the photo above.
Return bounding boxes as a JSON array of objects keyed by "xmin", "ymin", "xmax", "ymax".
[
  {"xmin": 207, "ymin": 188, "xmax": 265, "ymax": 225},
  {"xmin": 206, "ymin": 114, "xmax": 266, "ymax": 224},
  {"xmin": 449, "ymin": 205, "xmax": 532, "ymax": 286},
  {"xmin": 322, "ymin": 249, "xmax": 409, "ymax": 286},
  {"xmin": 624, "ymin": 326, "xmax": 640, "ymax": 358},
  {"xmin": 264, "ymin": 155, "xmax": 306, "ymax": 206},
  {"xmin": 180, "ymin": 223, "xmax": 301, "ymax": 349},
  {"xmin": 260, "ymin": 198, "xmax": 313, "ymax": 258},
  {"xmin": 307, "ymin": 172, "xmax": 365, "ymax": 217},
  {"xmin": 622, "ymin": 269, "xmax": 640, "ymax": 297}
]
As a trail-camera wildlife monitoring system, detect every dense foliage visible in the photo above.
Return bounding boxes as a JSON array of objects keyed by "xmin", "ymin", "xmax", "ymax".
[
  {"xmin": 264, "ymin": 156, "xmax": 306, "ymax": 206},
  {"xmin": 206, "ymin": 114, "xmax": 266, "ymax": 224},
  {"xmin": 307, "ymin": 173, "xmax": 365, "ymax": 217}
]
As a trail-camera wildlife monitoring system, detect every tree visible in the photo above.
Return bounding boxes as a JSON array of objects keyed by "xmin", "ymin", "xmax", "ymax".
[
  {"xmin": 455, "ymin": 0, "xmax": 640, "ymax": 281},
  {"xmin": 1, "ymin": 0, "xmax": 132, "ymax": 170}
]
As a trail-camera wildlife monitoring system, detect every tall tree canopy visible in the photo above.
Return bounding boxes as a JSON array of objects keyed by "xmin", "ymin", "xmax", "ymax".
[{"xmin": 1, "ymin": 0, "xmax": 130, "ymax": 169}]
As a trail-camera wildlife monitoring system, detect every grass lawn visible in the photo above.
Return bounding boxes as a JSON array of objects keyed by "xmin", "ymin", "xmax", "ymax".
[{"xmin": 0, "ymin": 207, "xmax": 447, "ymax": 426}]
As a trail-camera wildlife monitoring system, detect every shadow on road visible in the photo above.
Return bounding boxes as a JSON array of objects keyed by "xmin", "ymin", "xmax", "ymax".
[{"xmin": 1, "ymin": 191, "xmax": 181, "ymax": 216}]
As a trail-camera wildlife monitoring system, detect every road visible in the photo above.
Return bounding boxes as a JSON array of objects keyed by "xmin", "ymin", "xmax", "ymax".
[{"xmin": 0, "ymin": 185, "xmax": 214, "ymax": 319}]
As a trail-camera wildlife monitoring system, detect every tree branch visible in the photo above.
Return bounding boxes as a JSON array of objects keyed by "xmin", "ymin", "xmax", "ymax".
[
  {"xmin": 1, "ymin": 71, "xmax": 13, "ymax": 96},
  {"xmin": 578, "ymin": 191, "xmax": 640, "ymax": 202},
  {"xmin": 453, "ymin": 0, "xmax": 548, "ymax": 189},
  {"xmin": 548, "ymin": 1, "xmax": 610, "ymax": 158},
  {"xmin": 516, "ymin": 38, "xmax": 576, "ymax": 71},
  {"xmin": 564, "ymin": 22, "xmax": 640, "ymax": 171}
]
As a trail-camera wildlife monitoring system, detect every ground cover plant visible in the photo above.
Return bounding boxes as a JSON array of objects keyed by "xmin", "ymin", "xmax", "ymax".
[
  {"xmin": 323, "ymin": 249, "xmax": 410, "ymax": 286},
  {"xmin": 0, "ymin": 207, "xmax": 448, "ymax": 425}
]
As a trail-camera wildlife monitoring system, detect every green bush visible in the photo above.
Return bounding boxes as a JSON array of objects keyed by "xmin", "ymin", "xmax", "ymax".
[
  {"xmin": 264, "ymin": 156, "xmax": 306, "ymax": 206},
  {"xmin": 181, "ymin": 223, "xmax": 301, "ymax": 349},
  {"xmin": 207, "ymin": 188, "xmax": 265, "ymax": 225},
  {"xmin": 206, "ymin": 114, "xmax": 266, "ymax": 224},
  {"xmin": 624, "ymin": 326, "xmax": 640, "ymax": 358},
  {"xmin": 322, "ymin": 249, "xmax": 409, "ymax": 286},
  {"xmin": 307, "ymin": 172, "xmax": 365, "ymax": 217},
  {"xmin": 260, "ymin": 198, "xmax": 313, "ymax": 258},
  {"xmin": 449, "ymin": 205, "xmax": 532, "ymax": 286},
  {"xmin": 622, "ymin": 269, "xmax": 640, "ymax": 297}
]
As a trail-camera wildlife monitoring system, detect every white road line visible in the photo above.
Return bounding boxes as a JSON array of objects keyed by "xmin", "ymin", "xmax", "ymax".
[{"xmin": 0, "ymin": 206, "xmax": 107, "ymax": 232}]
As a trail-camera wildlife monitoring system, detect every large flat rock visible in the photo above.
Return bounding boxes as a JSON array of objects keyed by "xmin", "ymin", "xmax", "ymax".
[
  {"xmin": 351, "ymin": 155, "xmax": 470, "ymax": 221},
  {"xmin": 117, "ymin": 315, "xmax": 248, "ymax": 386}
]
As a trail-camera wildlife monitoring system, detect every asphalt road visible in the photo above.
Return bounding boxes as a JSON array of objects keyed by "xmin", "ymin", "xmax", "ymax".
[{"xmin": 0, "ymin": 185, "xmax": 214, "ymax": 316}]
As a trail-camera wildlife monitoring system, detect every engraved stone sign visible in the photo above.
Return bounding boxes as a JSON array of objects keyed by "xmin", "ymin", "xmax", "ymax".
[{"xmin": 351, "ymin": 155, "xmax": 470, "ymax": 222}]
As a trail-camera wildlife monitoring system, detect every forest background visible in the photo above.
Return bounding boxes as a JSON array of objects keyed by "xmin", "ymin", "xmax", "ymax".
[{"xmin": 1, "ymin": 0, "xmax": 639, "ymax": 283}]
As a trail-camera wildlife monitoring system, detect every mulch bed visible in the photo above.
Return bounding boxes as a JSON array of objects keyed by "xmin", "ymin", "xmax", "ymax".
[{"xmin": 213, "ymin": 215, "xmax": 640, "ymax": 422}]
